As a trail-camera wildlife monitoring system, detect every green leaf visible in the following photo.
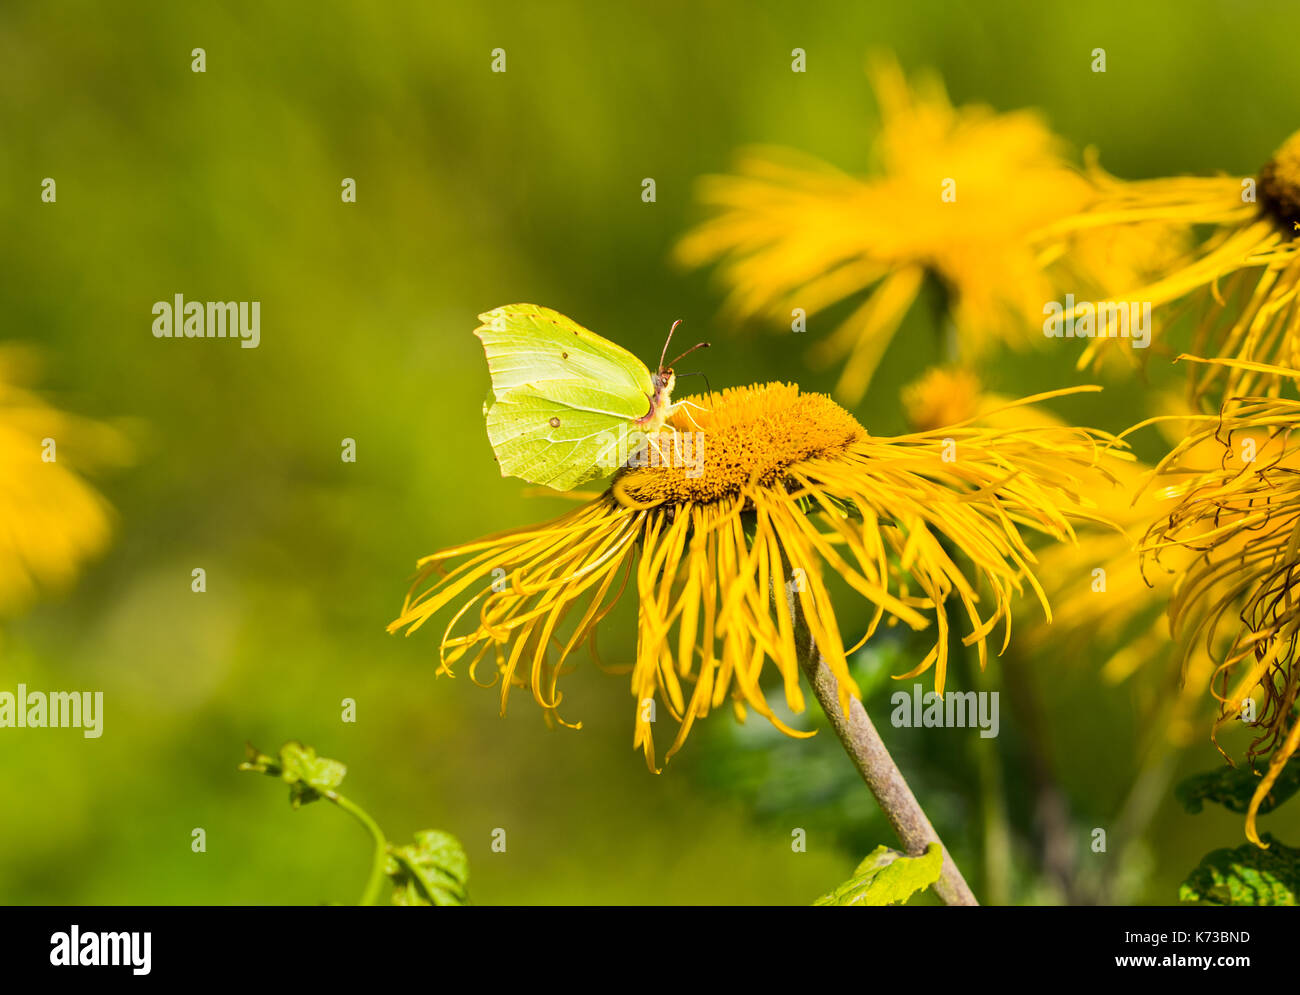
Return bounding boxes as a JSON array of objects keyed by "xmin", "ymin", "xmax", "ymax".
[
  {"xmin": 814, "ymin": 842, "xmax": 943, "ymax": 906},
  {"xmin": 1179, "ymin": 835, "xmax": 1300, "ymax": 906},
  {"xmin": 386, "ymin": 830, "xmax": 470, "ymax": 906},
  {"xmin": 238, "ymin": 741, "xmax": 347, "ymax": 808},
  {"xmin": 1175, "ymin": 762, "xmax": 1300, "ymax": 815}
]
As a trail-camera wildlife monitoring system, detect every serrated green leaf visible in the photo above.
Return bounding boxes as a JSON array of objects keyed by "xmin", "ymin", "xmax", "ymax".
[
  {"xmin": 1179, "ymin": 835, "xmax": 1300, "ymax": 906},
  {"xmin": 239, "ymin": 741, "xmax": 347, "ymax": 808},
  {"xmin": 386, "ymin": 830, "xmax": 470, "ymax": 906},
  {"xmin": 814, "ymin": 842, "xmax": 943, "ymax": 906},
  {"xmin": 1175, "ymin": 762, "xmax": 1300, "ymax": 815}
]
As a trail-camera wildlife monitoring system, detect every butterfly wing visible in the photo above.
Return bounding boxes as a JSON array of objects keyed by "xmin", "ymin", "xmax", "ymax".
[
  {"xmin": 475, "ymin": 304, "xmax": 656, "ymax": 489},
  {"xmin": 484, "ymin": 389, "xmax": 634, "ymax": 490}
]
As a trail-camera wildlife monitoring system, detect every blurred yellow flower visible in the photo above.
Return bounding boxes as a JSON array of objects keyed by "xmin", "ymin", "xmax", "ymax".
[
  {"xmin": 901, "ymin": 367, "xmax": 985, "ymax": 433},
  {"xmin": 901, "ymin": 366, "xmax": 1064, "ymax": 434},
  {"xmin": 1141, "ymin": 355, "xmax": 1300, "ymax": 844},
  {"xmin": 901, "ymin": 369, "xmax": 1228, "ymax": 758},
  {"xmin": 1042, "ymin": 131, "xmax": 1300, "ymax": 399},
  {"xmin": 391, "ymin": 380, "xmax": 1120, "ymax": 770},
  {"xmin": 0, "ymin": 346, "xmax": 129, "ymax": 618},
  {"xmin": 677, "ymin": 54, "xmax": 1177, "ymax": 404},
  {"xmin": 904, "ymin": 368, "xmax": 1162, "ymax": 676}
]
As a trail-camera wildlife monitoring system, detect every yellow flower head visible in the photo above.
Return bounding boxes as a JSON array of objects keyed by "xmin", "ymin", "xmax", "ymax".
[
  {"xmin": 676, "ymin": 54, "xmax": 1174, "ymax": 404},
  {"xmin": 391, "ymin": 380, "xmax": 1120, "ymax": 771},
  {"xmin": 901, "ymin": 366, "xmax": 1067, "ymax": 435},
  {"xmin": 1140, "ymin": 356, "xmax": 1300, "ymax": 844},
  {"xmin": 903, "ymin": 368, "xmax": 1183, "ymax": 698},
  {"xmin": 902, "ymin": 367, "xmax": 985, "ymax": 434},
  {"xmin": 0, "ymin": 346, "xmax": 129, "ymax": 617},
  {"xmin": 1044, "ymin": 131, "xmax": 1300, "ymax": 398}
]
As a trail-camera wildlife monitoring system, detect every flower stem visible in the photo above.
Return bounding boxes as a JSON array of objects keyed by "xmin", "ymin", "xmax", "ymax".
[
  {"xmin": 327, "ymin": 791, "xmax": 390, "ymax": 907},
  {"xmin": 790, "ymin": 598, "xmax": 979, "ymax": 906}
]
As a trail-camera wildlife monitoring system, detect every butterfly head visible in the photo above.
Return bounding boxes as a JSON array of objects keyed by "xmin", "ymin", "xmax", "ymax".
[
  {"xmin": 653, "ymin": 368, "xmax": 677, "ymax": 394},
  {"xmin": 638, "ymin": 320, "xmax": 709, "ymax": 429},
  {"xmin": 640, "ymin": 368, "xmax": 678, "ymax": 431}
]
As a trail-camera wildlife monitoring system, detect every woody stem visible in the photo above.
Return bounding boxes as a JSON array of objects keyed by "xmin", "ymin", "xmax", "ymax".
[{"xmin": 790, "ymin": 595, "xmax": 979, "ymax": 906}]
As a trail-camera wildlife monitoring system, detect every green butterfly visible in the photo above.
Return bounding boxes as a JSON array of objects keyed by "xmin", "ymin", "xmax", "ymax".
[{"xmin": 475, "ymin": 303, "xmax": 708, "ymax": 490}]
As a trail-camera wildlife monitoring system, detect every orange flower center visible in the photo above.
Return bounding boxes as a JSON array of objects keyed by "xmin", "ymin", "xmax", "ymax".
[
  {"xmin": 613, "ymin": 382, "xmax": 866, "ymax": 506},
  {"xmin": 1259, "ymin": 130, "xmax": 1300, "ymax": 236}
]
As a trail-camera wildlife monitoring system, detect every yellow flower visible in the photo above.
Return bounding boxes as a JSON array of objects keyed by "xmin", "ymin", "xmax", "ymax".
[
  {"xmin": 1140, "ymin": 356, "xmax": 1300, "ymax": 844},
  {"xmin": 904, "ymin": 368, "xmax": 1176, "ymax": 684},
  {"xmin": 391, "ymin": 381, "xmax": 1120, "ymax": 771},
  {"xmin": 1042, "ymin": 131, "xmax": 1300, "ymax": 399},
  {"xmin": 901, "ymin": 368, "xmax": 1237, "ymax": 767},
  {"xmin": 676, "ymin": 54, "xmax": 1174, "ymax": 404},
  {"xmin": 901, "ymin": 368, "xmax": 985, "ymax": 434},
  {"xmin": 901, "ymin": 366, "xmax": 1066, "ymax": 434},
  {"xmin": 0, "ymin": 346, "xmax": 129, "ymax": 617}
]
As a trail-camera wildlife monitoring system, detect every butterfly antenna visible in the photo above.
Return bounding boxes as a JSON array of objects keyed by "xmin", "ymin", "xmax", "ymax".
[
  {"xmin": 667, "ymin": 341, "xmax": 710, "ymax": 369},
  {"xmin": 658, "ymin": 320, "xmax": 684, "ymax": 373},
  {"xmin": 674, "ymin": 370, "xmax": 713, "ymax": 397}
]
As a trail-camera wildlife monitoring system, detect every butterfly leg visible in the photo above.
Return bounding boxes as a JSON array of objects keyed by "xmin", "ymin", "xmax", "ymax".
[{"xmin": 668, "ymin": 399, "xmax": 709, "ymax": 433}]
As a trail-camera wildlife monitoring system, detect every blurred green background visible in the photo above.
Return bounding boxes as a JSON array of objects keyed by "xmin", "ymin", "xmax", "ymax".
[{"xmin": 1, "ymin": 0, "xmax": 1298, "ymax": 905}]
